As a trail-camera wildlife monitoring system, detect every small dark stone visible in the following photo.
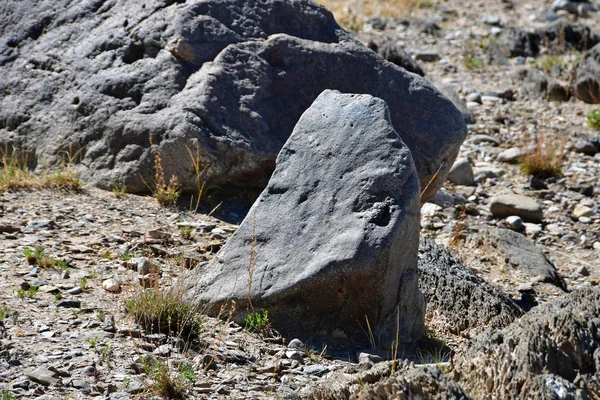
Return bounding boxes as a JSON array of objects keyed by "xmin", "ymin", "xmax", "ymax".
[
  {"xmin": 529, "ymin": 175, "xmax": 548, "ymax": 190},
  {"xmin": 568, "ymin": 184, "xmax": 594, "ymax": 197},
  {"xmin": 57, "ymin": 300, "xmax": 81, "ymax": 308}
]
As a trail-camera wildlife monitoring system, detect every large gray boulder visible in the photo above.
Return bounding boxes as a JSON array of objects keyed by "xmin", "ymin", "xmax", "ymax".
[
  {"xmin": 418, "ymin": 238, "xmax": 523, "ymax": 338},
  {"xmin": 453, "ymin": 287, "xmax": 600, "ymax": 399},
  {"xmin": 0, "ymin": 0, "xmax": 466, "ymax": 201},
  {"xmin": 186, "ymin": 90, "xmax": 425, "ymax": 342}
]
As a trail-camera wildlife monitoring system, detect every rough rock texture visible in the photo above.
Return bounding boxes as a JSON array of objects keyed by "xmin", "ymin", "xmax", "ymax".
[
  {"xmin": 469, "ymin": 228, "xmax": 567, "ymax": 290},
  {"xmin": 187, "ymin": 91, "xmax": 425, "ymax": 342},
  {"xmin": 311, "ymin": 360, "xmax": 469, "ymax": 400},
  {"xmin": 453, "ymin": 287, "xmax": 600, "ymax": 399},
  {"xmin": 0, "ymin": 0, "xmax": 466, "ymax": 200},
  {"xmin": 574, "ymin": 42, "xmax": 600, "ymax": 104},
  {"xmin": 351, "ymin": 364, "xmax": 469, "ymax": 400},
  {"xmin": 367, "ymin": 39, "xmax": 425, "ymax": 76},
  {"xmin": 513, "ymin": 67, "xmax": 571, "ymax": 102},
  {"xmin": 500, "ymin": 19, "xmax": 600, "ymax": 58},
  {"xmin": 418, "ymin": 238, "xmax": 523, "ymax": 337}
]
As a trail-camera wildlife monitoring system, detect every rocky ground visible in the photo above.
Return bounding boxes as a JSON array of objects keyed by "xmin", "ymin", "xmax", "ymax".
[{"xmin": 1, "ymin": 0, "xmax": 600, "ymax": 399}]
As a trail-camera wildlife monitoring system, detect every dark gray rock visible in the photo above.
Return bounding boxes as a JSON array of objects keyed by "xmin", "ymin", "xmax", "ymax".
[
  {"xmin": 499, "ymin": 26, "xmax": 541, "ymax": 58},
  {"xmin": 574, "ymin": 43, "xmax": 600, "ymax": 104},
  {"xmin": 575, "ymin": 139, "xmax": 599, "ymax": 155},
  {"xmin": 418, "ymin": 238, "xmax": 523, "ymax": 337},
  {"xmin": 311, "ymin": 360, "xmax": 469, "ymax": 400},
  {"xmin": 453, "ymin": 287, "xmax": 600, "ymax": 399},
  {"xmin": 499, "ymin": 20, "xmax": 599, "ymax": 58},
  {"xmin": 433, "ymin": 83, "xmax": 477, "ymax": 125},
  {"xmin": 57, "ymin": 299, "xmax": 82, "ymax": 308},
  {"xmin": 187, "ymin": 90, "xmax": 425, "ymax": 343},
  {"xmin": 366, "ymin": 39, "xmax": 424, "ymax": 76},
  {"xmin": 553, "ymin": 0, "xmax": 598, "ymax": 17},
  {"xmin": 470, "ymin": 228, "xmax": 567, "ymax": 290},
  {"xmin": 512, "ymin": 68, "xmax": 570, "ymax": 102},
  {"xmin": 0, "ymin": 0, "xmax": 465, "ymax": 201}
]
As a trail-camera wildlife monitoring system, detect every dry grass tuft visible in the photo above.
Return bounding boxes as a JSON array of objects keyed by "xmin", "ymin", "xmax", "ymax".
[
  {"xmin": 0, "ymin": 147, "xmax": 81, "ymax": 192},
  {"xmin": 316, "ymin": 0, "xmax": 434, "ymax": 29},
  {"xmin": 519, "ymin": 132, "xmax": 564, "ymax": 179},
  {"xmin": 149, "ymin": 138, "xmax": 180, "ymax": 207},
  {"xmin": 125, "ymin": 284, "xmax": 203, "ymax": 342}
]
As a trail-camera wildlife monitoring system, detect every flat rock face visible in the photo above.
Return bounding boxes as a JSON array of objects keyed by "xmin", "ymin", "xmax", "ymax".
[
  {"xmin": 470, "ymin": 228, "xmax": 566, "ymax": 290},
  {"xmin": 453, "ymin": 287, "xmax": 600, "ymax": 399},
  {"xmin": 187, "ymin": 90, "xmax": 425, "ymax": 342},
  {"xmin": 0, "ymin": 0, "xmax": 466, "ymax": 201},
  {"xmin": 489, "ymin": 194, "xmax": 544, "ymax": 222},
  {"xmin": 418, "ymin": 238, "xmax": 523, "ymax": 337}
]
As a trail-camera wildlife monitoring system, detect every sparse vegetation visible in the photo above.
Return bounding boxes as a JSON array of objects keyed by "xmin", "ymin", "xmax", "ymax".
[
  {"xmin": 125, "ymin": 287, "xmax": 203, "ymax": 341},
  {"xmin": 15, "ymin": 286, "xmax": 39, "ymax": 299},
  {"xmin": 519, "ymin": 132, "xmax": 564, "ymax": 179},
  {"xmin": 86, "ymin": 336, "xmax": 99, "ymax": 350},
  {"xmin": 0, "ymin": 307, "xmax": 10, "ymax": 321},
  {"xmin": 463, "ymin": 56, "xmax": 482, "ymax": 69},
  {"xmin": 1, "ymin": 390, "xmax": 16, "ymax": 400},
  {"xmin": 178, "ymin": 225, "xmax": 193, "ymax": 240},
  {"xmin": 305, "ymin": 344, "xmax": 328, "ymax": 363},
  {"xmin": 112, "ymin": 184, "xmax": 127, "ymax": 198},
  {"xmin": 141, "ymin": 357, "xmax": 190, "ymax": 399},
  {"xmin": 535, "ymin": 54, "xmax": 565, "ymax": 74},
  {"xmin": 178, "ymin": 363, "xmax": 197, "ymax": 384},
  {"xmin": 315, "ymin": 0, "xmax": 435, "ymax": 30},
  {"xmin": 186, "ymin": 143, "xmax": 209, "ymax": 212},
  {"xmin": 244, "ymin": 309, "xmax": 270, "ymax": 334},
  {"xmin": 149, "ymin": 137, "xmax": 180, "ymax": 207},
  {"xmin": 0, "ymin": 147, "xmax": 81, "ymax": 192},
  {"xmin": 23, "ymin": 246, "xmax": 69, "ymax": 272},
  {"xmin": 587, "ymin": 109, "xmax": 600, "ymax": 130}
]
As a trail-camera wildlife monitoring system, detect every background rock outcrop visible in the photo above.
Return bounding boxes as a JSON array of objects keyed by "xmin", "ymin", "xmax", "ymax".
[
  {"xmin": 468, "ymin": 228, "xmax": 567, "ymax": 290},
  {"xmin": 452, "ymin": 287, "xmax": 600, "ymax": 399},
  {"xmin": 311, "ymin": 360, "xmax": 469, "ymax": 400},
  {"xmin": 418, "ymin": 238, "xmax": 523, "ymax": 337},
  {"xmin": 0, "ymin": 0, "xmax": 466, "ymax": 201},
  {"xmin": 187, "ymin": 91, "xmax": 425, "ymax": 342},
  {"xmin": 574, "ymin": 42, "xmax": 600, "ymax": 103}
]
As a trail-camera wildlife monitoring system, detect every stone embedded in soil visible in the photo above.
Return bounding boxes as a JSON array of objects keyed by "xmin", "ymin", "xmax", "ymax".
[
  {"xmin": 102, "ymin": 279, "xmax": 120, "ymax": 292},
  {"xmin": 27, "ymin": 367, "xmax": 61, "ymax": 386},
  {"xmin": 496, "ymin": 147, "xmax": 525, "ymax": 163},
  {"xmin": 573, "ymin": 204, "xmax": 594, "ymax": 218},
  {"xmin": 447, "ymin": 158, "xmax": 475, "ymax": 186},
  {"xmin": 470, "ymin": 228, "xmax": 567, "ymax": 290},
  {"xmin": 575, "ymin": 139, "xmax": 599, "ymax": 156},
  {"xmin": 489, "ymin": 194, "xmax": 544, "ymax": 223}
]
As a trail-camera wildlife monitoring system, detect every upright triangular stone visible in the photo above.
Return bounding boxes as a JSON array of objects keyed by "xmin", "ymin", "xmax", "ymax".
[{"xmin": 187, "ymin": 90, "xmax": 425, "ymax": 343}]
